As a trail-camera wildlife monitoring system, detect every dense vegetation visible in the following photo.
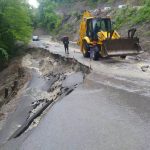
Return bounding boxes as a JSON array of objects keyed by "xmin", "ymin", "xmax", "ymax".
[
  {"xmin": 37, "ymin": 0, "xmax": 150, "ymax": 32},
  {"xmin": 1, "ymin": 0, "xmax": 150, "ymax": 62},
  {"xmin": 114, "ymin": 0, "xmax": 150, "ymax": 29},
  {"xmin": 41, "ymin": 0, "xmax": 150, "ymax": 5},
  {"xmin": 36, "ymin": 0, "xmax": 61, "ymax": 33},
  {"xmin": 36, "ymin": 0, "xmax": 123, "ymax": 33},
  {"xmin": 0, "ymin": 0, "xmax": 32, "ymax": 61}
]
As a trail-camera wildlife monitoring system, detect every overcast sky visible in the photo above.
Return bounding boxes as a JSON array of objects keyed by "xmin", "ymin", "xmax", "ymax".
[{"xmin": 28, "ymin": 0, "xmax": 39, "ymax": 8}]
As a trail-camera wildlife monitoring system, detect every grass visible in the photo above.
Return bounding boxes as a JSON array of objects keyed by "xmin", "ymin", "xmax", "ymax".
[
  {"xmin": 0, "ymin": 48, "xmax": 8, "ymax": 60},
  {"xmin": 114, "ymin": 4, "xmax": 150, "ymax": 29}
]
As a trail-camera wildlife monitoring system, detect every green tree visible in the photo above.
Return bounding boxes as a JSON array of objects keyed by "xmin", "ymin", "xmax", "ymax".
[
  {"xmin": 37, "ymin": 0, "xmax": 61, "ymax": 32},
  {"xmin": 0, "ymin": 0, "xmax": 32, "ymax": 60}
]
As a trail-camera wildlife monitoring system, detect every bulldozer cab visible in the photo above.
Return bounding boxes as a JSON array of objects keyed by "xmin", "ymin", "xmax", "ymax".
[{"xmin": 86, "ymin": 18, "xmax": 112, "ymax": 40}]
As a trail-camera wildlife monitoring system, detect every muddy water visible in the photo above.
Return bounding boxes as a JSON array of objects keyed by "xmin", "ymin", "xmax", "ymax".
[{"xmin": 0, "ymin": 49, "xmax": 89, "ymax": 146}]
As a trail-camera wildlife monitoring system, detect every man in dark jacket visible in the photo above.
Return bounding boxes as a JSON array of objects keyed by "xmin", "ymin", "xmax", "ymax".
[{"xmin": 62, "ymin": 36, "xmax": 69, "ymax": 54}]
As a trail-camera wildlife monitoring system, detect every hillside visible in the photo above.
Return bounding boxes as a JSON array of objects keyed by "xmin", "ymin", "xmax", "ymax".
[{"xmin": 37, "ymin": 0, "xmax": 150, "ymax": 55}]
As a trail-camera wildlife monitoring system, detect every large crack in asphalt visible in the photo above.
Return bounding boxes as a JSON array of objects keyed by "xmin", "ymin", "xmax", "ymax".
[{"xmin": 0, "ymin": 48, "xmax": 90, "ymax": 144}]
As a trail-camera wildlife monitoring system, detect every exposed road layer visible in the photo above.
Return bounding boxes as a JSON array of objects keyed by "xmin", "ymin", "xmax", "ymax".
[{"xmin": 1, "ymin": 36, "xmax": 150, "ymax": 150}]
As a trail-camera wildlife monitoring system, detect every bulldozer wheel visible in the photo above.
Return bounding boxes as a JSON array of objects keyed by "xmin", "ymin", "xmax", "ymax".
[{"xmin": 82, "ymin": 41, "xmax": 90, "ymax": 58}]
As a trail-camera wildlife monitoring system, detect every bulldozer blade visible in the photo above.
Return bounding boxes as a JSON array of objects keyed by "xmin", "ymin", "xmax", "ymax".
[{"xmin": 102, "ymin": 38, "xmax": 143, "ymax": 57}]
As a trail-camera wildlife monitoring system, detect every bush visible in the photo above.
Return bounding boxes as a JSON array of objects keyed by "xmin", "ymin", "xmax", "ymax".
[
  {"xmin": 0, "ymin": 48, "xmax": 8, "ymax": 60},
  {"xmin": 37, "ymin": 1, "xmax": 62, "ymax": 33},
  {"xmin": 114, "ymin": 3, "xmax": 150, "ymax": 29},
  {"xmin": 132, "ymin": 6, "xmax": 150, "ymax": 24},
  {"xmin": 0, "ymin": 0, "xmax": 32, "ymax": 60}
]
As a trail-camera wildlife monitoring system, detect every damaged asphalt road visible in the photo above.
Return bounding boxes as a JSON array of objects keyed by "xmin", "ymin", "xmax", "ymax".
[
  {"xmin": 1, "ymin": 36, "xmax": 150, "ymax": 150},
  {"xmin": 0, "ymin": 48, "xmax": 88, "ymax": 148}
]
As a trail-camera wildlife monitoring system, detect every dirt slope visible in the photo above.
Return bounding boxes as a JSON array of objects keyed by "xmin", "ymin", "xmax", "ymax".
[{"xmin": 55, "ymin": 0, "xmax": 150, "ymax": 56}]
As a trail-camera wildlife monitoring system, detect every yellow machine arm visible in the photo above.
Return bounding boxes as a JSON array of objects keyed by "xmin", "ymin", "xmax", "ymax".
[{"xmin": 77, "ymin": 10, "xmax": 93, "ymax": 46}]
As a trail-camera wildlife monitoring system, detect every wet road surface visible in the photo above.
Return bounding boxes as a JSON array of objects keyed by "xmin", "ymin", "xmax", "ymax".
[
  {"xmin": 0, "ymin": 49, "xmax": 84, "ymax": 147},
  {"xmin": 20, "ymin": 79, "xmax": 150, "ymax": 150},
  {"xmin": 3, "ymin": 73, "xmax": 150, "ymax": 150},
  {"xmin": 1, "ymin": 36, "xmax": 150, "ymax": 150},
  {"xmin": 31, "ymin": 36, "xmax": 150, "ymax": 97}
]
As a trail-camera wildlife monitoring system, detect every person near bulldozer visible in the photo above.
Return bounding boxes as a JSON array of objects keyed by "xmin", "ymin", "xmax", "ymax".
[{"xmin": 62, "ymin": 36, "xmax": 69, "ymax": 54}]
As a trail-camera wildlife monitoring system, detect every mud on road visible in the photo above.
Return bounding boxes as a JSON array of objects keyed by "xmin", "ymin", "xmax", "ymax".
[{"xmin": 0, "ymin": 48, "xmax": 90, "ymax": 145}]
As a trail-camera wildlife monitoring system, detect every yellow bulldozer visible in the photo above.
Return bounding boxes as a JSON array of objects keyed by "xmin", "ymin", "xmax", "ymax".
[{"xmin": 77, "ymin": 10, "xmax": 143, "ymax": 60}]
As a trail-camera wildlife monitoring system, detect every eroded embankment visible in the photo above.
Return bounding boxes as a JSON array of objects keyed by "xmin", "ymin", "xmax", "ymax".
[
  {"xmin": 0, "ymin": 57, "xmax": 29, "ymax": 130},
  {"xmin": 0, "ymin": 48, "xmax": 90, "ymax": 144}
]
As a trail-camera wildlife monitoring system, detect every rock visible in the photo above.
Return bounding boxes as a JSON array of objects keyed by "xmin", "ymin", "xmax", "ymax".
[
  {"xmin": 18, "ymin": 67, "xmax": 24, "ymax": 78},
  {"xmin": 4, "ymin": 88, "xmax": 9, "ymax": 99},
  {"xmin": 135, "ymin": 56, "xmax": 141, "ymax": 61},
  {"xmin": 0, "ymin": 113, "xmax": 4, "ymax": 119},
  {"xmin": 11, "ymin": 81, "xmax": 18, "ymax": 92},
  {"xmin": 141, "ymin": 65, "xmax": 149, "ymax": 72}
]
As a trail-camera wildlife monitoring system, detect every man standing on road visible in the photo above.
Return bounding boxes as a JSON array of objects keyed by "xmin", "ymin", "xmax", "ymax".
[{"xmin": 62, "ymin": 36, "xmax": 69, "ymax": 54}]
